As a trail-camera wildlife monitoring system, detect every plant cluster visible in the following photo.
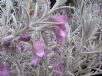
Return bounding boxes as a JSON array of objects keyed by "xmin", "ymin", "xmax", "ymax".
[{"xmin": 0, "ymin": 0, "xmax": 102, "ymax": 76}]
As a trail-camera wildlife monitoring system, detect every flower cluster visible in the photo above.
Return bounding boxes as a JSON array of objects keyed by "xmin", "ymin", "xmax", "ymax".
[
  {"xmin": 30, "ymin": 15, "xmax": 68, "ymax": 68},
  {"xmin": 0, "ymin": 14, "xmax": 68, "ymax": 75}
]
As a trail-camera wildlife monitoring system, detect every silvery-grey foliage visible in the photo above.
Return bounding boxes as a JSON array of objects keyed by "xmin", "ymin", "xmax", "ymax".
[{"xmin": 0, "ymin": 0, "xmax": 102, "ymax": 76}]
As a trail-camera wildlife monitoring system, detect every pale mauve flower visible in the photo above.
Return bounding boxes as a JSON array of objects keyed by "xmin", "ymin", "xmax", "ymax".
[
  {"xmin": 32, "ymin": 40, "xmax": 45, "ymax": 57},
  {"xmin": 48, "ymin": 55, "xmax": 64, "ymax": 76},
  {"xmin": 49, "ymin": 15, "xmax": 67, "ymax": 23},
  {"xmin": 49, "ymin": 15, "xmax": 68, "ymax": 45},
  {"xmin": 31, "ymin": 57, "xmax": 39, "ymax": 66},
  {"xmin": 0, "ymin": 63, "xmax": 9, "ymax": 76},
  {"xmin": 16, "ymin": 42, "xmax": 24, "ymax": 53},
  {"xmin": 53, "ymin": 63, "xmax": 64, "ymax": 76}
]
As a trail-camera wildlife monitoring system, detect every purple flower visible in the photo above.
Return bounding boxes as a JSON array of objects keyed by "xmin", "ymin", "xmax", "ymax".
[
  {"xmin": 53, "ymin": 25, "xmax": 68, "ymax": 45},
  {"xmin": 99, "ymin": 8, "xmax": 102, "ymax": 13},
  {"xmin": 53, "ymin": 63, "xmax": 64, "ymax": 76},
  {"xmin": 0, "ymin": 63, "xmax": 9, "ymax": 76},
  {"xmin": 49, "ymin": 15, "xmax": 68, "ymax": 45},
  {"xmin": 31, "ymin": 57, "xmax": 39, "ymax": 66},
  {"xmin": 54, "ymin": 63, "xmax": 64, "ymax": 72},
  {"xmin": 19, "ymin": 33, "xmax": 31, "ymax": 41},
  {"xmin": 96, "ymin": 6, "xmax": 102, "ymax": 14},
  {"xmin": 3, "ymin": 40, "xmax": 11, "ymax": 47},
  {"xmin": 16, "ymin": 42, "xmax": 24, "ymax": 53},
  {"xmin": 48, "ymin": 53, "xmax": 64, "ymax": 74},
  {"xmin": 49, "ymin": 15, "xmax": 67, "ymax": 23},
  {"xmin": 49, "ymin": 59, "xmax": 64, "ymax": 76},
  {"xmin": 32, "ymin": 41, "xmax": 45, "ymax": 57}
]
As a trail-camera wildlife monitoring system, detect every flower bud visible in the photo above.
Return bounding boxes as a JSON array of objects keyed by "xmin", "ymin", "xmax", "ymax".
[
  {"xmin": 19, "ymin": 33, "xmax": 31, "ymax": 41},
  {"xmin": 3, "ymin": 40, "xmax": 11, "ymax": 47}
]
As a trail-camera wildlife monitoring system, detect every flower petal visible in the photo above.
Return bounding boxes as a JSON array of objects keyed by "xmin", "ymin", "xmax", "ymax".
[
  {"xmin": 35, "ymin": 50, "xmax": 45, "ymax": 57},
  {"xmin": 31, "ymin": 57, "xmax": 39, "ymax": 66},
  {"xmin": 54, "ymin": 63, "xmax": 64, "ymax": 72},
  {"xmin": 16, "ymin": 42, "xmax": 24, "ymax": 53},
  {"xmin": 32, "ymin": 41, "xmax": 45, "ymax": 57},
  {"xmin": 49, "ymin": 15, "xmax": 68, "ymax": 45},
  {"xmin": 49, "ymin": 15, "xmax": 67, "ymax": 23}
]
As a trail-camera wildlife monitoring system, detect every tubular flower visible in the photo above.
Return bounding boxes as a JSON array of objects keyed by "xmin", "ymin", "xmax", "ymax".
[
  {"xmin": 49, "ymin": 15, "xmax": 68, "ymax": 45},
  {"xmin": 0, "ymin": 63, "xmax": 9, "ymax": 76},
  {"xmin": 32, "ymin": 40, "xmax": 45, "ymax": 57}
]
